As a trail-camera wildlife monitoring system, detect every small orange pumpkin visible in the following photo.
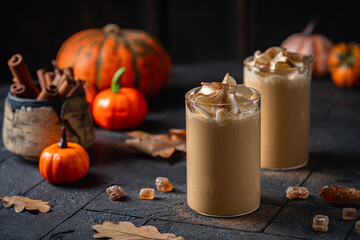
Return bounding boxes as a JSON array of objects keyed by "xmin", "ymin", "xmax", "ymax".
[
  {"xmin": 328, "ymin": 42, "xmax": 360, "ymax": 88},
  {"xmin": 39, "ymin": 127, "xmax": 90, "ymax": 184},
  {"xmin": 282, "ymin": 21, "xmax": 333, "ymax": 76},
  {"xmin": 56, "ymin": 23, "xmax": 171, "ymax": 99},
  {"xmin": 92, "ymin": 67, "xmax": 148, "ymax": 130}
]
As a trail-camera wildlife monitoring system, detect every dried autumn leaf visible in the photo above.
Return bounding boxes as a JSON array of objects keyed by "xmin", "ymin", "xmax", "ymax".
[
  {"xmin": 169, "ymin": 129, "xmax": 186, "ymax": 152},
  {"xmin": 0, "ymin": 196, "xmax": 51, "ymax": 213},
  {"xmin": 117, "ymin": 129, "xmax": 186, "ymax": 158},
  {"xmin": 124, "ymin": 137, "xmax": 176, "ymax": 158},
  {"xmin": 92, "ymin": 221, "xmax": 184, "ymax": 240}
]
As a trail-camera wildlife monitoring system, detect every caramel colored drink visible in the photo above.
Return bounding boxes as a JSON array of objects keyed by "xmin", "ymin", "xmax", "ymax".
[
  {"xmin": 186, "ymin": 74, "xmax": 261, "ymax": 217},
  {"xmin": 244, "ymin": 47, "xmax": 312, "ymax": 169}
]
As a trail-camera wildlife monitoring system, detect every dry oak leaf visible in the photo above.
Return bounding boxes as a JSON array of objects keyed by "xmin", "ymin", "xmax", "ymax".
[
  {"xmin": 117, "ymin": 129, "xmax": 186, "ymax": 158},
  {"xmin": 0, "ymin": 196, "xmax": 51, "ymax": 213},
  {"xmin": 169, "ymin": 129, "xmax": 186, "ymax": 152},
  {"xmin": 92, "ymin": 221, "xmax": 184, "ymax": 240}
]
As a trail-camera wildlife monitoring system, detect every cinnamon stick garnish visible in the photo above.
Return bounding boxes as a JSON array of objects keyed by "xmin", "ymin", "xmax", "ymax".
[
  {"xmin": 66, "ymin": 79, "xmax": 85, "ymax": 97},
  {"xmin": 37, "ymin": 68, "xmax": 48, "ymax": 90},
  {"xmin": 8, "ymin": 54, "xmax": 39, "ymax": 98},
  {"xmin": 36, "ymin": 85, "xmax": 58, "ymax": 100},
  {"xmin": 10, "ymin": 83, "xmax": 28, "ymax": 98},
  {"xmin": 58, "ymin": 76, "xmax": 76, "ymax": 98},
  {"xmin": 44, "ymin": 72, "xmax": 54, "ymax": 87}
]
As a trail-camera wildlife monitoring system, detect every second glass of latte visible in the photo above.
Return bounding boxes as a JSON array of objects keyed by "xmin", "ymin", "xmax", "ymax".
[{"xmin": 244, "ymin": 47, "xmax": 312, "ymax": 170}]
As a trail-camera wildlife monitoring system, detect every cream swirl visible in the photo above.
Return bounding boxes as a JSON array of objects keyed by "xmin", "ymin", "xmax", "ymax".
[
  {"xmin": 187, "ymin": 74, "xmax": 259, "ymax": 124},
  {"xmin": 246, "ymin": 47, "xmax": 312, "ymax": 76}
]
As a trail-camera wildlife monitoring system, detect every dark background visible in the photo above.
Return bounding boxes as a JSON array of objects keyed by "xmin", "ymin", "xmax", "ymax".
[{"xmin": 1, "ymin": 0, "xmax": 359, "ymax": 84}]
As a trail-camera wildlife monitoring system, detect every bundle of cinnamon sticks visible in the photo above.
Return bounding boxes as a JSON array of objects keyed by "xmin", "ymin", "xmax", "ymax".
[{"xmin": 7, "ymin": 54, "xmax": 85, "ymax": 100}]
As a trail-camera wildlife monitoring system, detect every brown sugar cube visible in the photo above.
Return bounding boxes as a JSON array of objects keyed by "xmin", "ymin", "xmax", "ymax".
[
  {"xmin": 320, "ymin": 185, "xmax": 360, "ymax": 205},
  {"xmin": 286, "ymin": 186, "xmax": 309, "ymax": 199},
  {"xmin": 356, "ymin": 220, "xmax": 360, "ymax": 235},
  {"xmin": 139, "ymin": 188, "xmax": 155, "ymax": 200},
  {"xmin": 343, "ymin": 208, "xmax": 356, "ymax": 220},
  {"xmin": 155, "ymin": 177, "xmax": 173, "ymax": 192},
  {"xmin": 106, "ymin": 185, "xmax": 125, "ymax": 200},
  {"xmin": 313, "ymin": 215, "xmax": 329, "ymax": 232}
]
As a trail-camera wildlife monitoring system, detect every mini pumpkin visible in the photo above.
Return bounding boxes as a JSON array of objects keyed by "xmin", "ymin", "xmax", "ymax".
[
  {"xmin": 281, "ymin": 21, "xmax": 333, "ymax": 76},
  {"xmin": 56, "ymin": 23, "xmax": 171, "ymax": 99},
  {"xmin": 92, "ymin": 67, "xmax": 148, "ymax": 130},
  {"xmin": 328, "ymin": 42, "xmax": 360, "ymax": 88},
  {"xmin": 39, "ymin": 127, "xmax": 90, "ymax": 184}
]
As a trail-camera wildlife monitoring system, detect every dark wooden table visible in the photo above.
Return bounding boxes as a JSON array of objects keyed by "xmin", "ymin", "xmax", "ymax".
[{"xmin": 0, "ymin": 61, "xmax": 359, "ymax": 240}]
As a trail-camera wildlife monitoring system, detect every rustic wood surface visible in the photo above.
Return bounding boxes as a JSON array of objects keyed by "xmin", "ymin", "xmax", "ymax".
[{"xmin": 0, "ymin": 60, "xmax": 359, "ymax": 240}]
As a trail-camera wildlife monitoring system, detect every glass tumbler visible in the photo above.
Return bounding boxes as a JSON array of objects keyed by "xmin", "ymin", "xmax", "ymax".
[{"xmin": 185, "ymin": 86, "xmax": 261, "ymax": 217}]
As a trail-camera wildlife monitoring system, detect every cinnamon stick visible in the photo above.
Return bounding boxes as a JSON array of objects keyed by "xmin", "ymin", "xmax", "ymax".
[
  {"xmin": 51, "ymin": 60, "xmax": 62, "ymax": 75},
  {"xmin": 44, "ymin": 72, "xmax": 54, "ymax": 87},
  {"xmin": 36, "ymin": 68, "xmax": 47, "ymax": 90},
  {"xmin": 10, "ymin": 83, "xmax": 28, "ymax": 98},
  {"xmin": 51, "ymin": 73, "xmax": 63, "ymax": 87},
  {"xmin": 66, "ymin": 79, "xmax": 85, "ymax": 97},
  {"xmin": 63, "ymin": 67, "xmax": 74, "ymax": 77},
  {"xmin": 8, "ymin": 54, "xmax": 39, "ymax": 98},
  {"xmin": 58, "ymin": 76, "xmax": 76, "ymax": 98},
  {"xmin": 36, "ymin": 85, "xmax": 58, "ymax": 100}
]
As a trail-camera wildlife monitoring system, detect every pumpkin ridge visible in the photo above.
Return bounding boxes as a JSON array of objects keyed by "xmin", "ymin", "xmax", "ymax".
[
  {"xmin": 124, "ymin": 91, "xmax": 139, "ymax": 128},
  {"xmin": 111, "ymin": 93, "xmax": 120, "ymax": 128},
  {"xmin": 95, "ymin": 36, "xmax": 108, "ymax": 90},
  {"xmin": 114, "ymin": 38, "xmax": 123, "ymax": 87},
  {"xmin": 134, "ymin": 37, "xmax": 168, "ymax": 95},
  {"xmin": 122, "ymin": 37, "xmax": 141, "ymax": 88},
  {"xmin": 71, "ymin": 46, "xmax": 85, "ymax": 69},
  {"xmin": 72, "ymin": 147, "xmax": 84, "ymax": 181},
  {"xmin": 131, "ymin": 38, "xmax": 160, "ymax": 95},
  {"xmin": 42, "ymin": 151, "xmax": 54, "ymax": 182},
  {"xmin": 132, "ymin": 38, "xmax": 155, "ymax": 57},
  {"xmin": 138, "ymin": 35, "xmax": 172, "ymax": 93},
  {"xmin": 52, "ymin": 153, "xmax": 62, "ymax": 183},
  {"xmin": 57, "ymin": 31, "xmax": 100, "ymax": 59},
  {"xmin": 138, "ymin": 40, "xmax": 158, "ymax": 96}
]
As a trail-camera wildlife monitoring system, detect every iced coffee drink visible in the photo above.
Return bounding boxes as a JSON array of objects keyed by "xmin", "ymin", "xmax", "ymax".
[
  {"xmin": 185, "ymin": 74, "xmax": 261, "ymax": 217},
  {"xmin": 244, "ymin": 47, "xmax": 312, "ymax": 169}
]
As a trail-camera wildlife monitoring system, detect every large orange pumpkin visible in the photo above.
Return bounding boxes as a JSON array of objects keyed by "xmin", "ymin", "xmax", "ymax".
[
  {"xmin": 56, "ymin": 24, "xmax": 171, "ymax": 99},
  {"xmin": 281, "ymin": 21, "xmax": 333, "ymax": 76},
  {"xmin": 83, "ymin": 81, "xmax": 97, "ymax": 107}
]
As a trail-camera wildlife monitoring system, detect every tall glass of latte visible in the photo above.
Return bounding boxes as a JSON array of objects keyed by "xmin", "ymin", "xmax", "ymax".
[
  {"xmin": 244, "ymin": 47, "xmax": 312, "ymax": 170},
  {"xmin": 185, "ymin": 74, "xmax": 261, "ymax": 217}
]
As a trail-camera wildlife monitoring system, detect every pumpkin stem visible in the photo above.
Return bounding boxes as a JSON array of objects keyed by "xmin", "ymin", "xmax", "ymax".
[
  {"xmin": 111, "ymin": 67, "xmax": 126, "ymax": 93},
  {"xmin": 58, "ymin": 127, "xmax": 68, "ymax": 148},
  {"xmin": 102, "ymin": 24, "xmax": 122, "ymax": 35},
  {"xmin": 302, "ymin": 20, "xmax": 316, "ymax": 35}
]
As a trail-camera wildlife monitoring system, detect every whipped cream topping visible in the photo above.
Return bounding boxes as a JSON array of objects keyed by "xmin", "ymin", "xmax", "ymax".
[
  {"xmin": 187, "ymin": 74, "xmax": 259, "ymax": 124},
  {"xmin": 245, "ymin": 47, "xmax": 312, "ymax": 75}
]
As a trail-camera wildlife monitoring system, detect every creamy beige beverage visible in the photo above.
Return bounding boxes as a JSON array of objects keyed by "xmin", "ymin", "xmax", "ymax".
[
  {"xmin": 186, "ymin": 74, "xmax": 261, "ymax": 217},
  {"xmin": 244, "ymin": 47, "xmax": 312, "ymax": 169}
]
